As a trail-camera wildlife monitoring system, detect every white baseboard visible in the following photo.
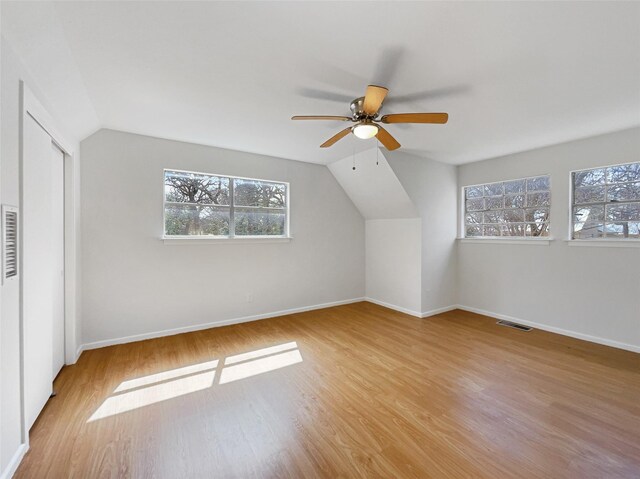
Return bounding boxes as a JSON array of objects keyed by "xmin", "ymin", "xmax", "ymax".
[
  {"xmin": 364, "ymin": 297, "xmax": 422, "ymax": 318},
  {"xmin": 0, "ymin": 443, "xmax": 28, "ymax": 479},
  {"xmin": 74, "ymin": 344, "xmax": 84, "ymax": 363},
  {"xmin": 457, "ymin": 305, "xmax": 640, "ymax": 354},
  {"xmin": 421, "ymin": 305, "xmax": 458, "ymax": 318},
  {"xmin": 364, "ymin": 298, "xmax": 458, "ymax": 319},
  {"xmin": 81, "ymin": 298, "xmax": 365, "ymax": 351},
  {"xmin": 76, "ymin": 300, "xmax": 639, "ymax": 356}
]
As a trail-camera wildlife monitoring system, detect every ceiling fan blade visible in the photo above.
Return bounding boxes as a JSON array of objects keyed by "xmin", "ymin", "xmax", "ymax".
[
  {"xmin": 292, "ymin": 115, "xmax": 352, "ymax": 121},
  {"xmin": 362, "ymin": 85, "xmax": 388, "ymax": 116},
  {"xmin": 375, "ymin": 126, "xmax": 401, "ymax": 151},
  {"xmin": 380, "ymin": 113, "xmax": 449, "ymax": 124},
  {"xmin": 296, "ymin": 88, "xmax": 355, "ymax": 103},
  {"xmin": 320, "ymin": 127, "xmax": 352, "ymax": 148}
]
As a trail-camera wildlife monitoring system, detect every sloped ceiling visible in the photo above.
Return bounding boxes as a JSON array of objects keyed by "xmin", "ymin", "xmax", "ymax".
[
  {"xmin": 2, "ymin": 1, "xmax": 639, "ymax": 164},
  {"xmin": 1, "ymin": 1, "xmax": 99, "ymax": 142},
  {"xmin": 328, "ymin": 148, "xmax": 417, "ymax": 220}
]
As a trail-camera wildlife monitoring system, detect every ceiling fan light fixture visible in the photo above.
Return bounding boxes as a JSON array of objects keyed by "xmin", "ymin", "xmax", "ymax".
[{"xmin": 352, "ymin": 123, "xmax": 379, "ymax": 140}]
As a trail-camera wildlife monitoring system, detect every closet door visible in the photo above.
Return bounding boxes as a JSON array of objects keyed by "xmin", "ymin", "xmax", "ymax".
[
  {"xmin": 51, "ymin": 144, "xmax": 65, "ymax": 379},
  {"xmin": 23, "ymin": 114, "xmax": 54, "ymax": 429}
]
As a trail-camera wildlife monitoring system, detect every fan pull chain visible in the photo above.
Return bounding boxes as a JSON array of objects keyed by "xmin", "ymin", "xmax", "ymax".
[
  {"xmin": 376, "ymin": 139, "xmax": 379, "ymax": 165},
  {"xmin": 352, "ymin": 139, "xmax": 356, "ymax": 171}
]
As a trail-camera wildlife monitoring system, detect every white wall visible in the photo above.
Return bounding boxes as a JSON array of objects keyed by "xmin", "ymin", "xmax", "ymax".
[
  {"xmin": 328, "ymin": 148, "xmax": 458, "ymax": 316},
  {"xmin": 457, "ymin": 127, "xmax": 640, "ymax": 351},
  {"xmin": 80, "ymin": 129, "xmax": 365, "ymax": 346},
  {"xmin": 0, "ymin": 36, "xmax": 24, "ymax": 477},
  {"xmin": 328, "ymin": 149, "xmax": 423, "ymax": 314},
  {"xmin": 1, "ymin": 35, "xmax": 83, "ymax": 477},
  {"xmin": 388, "ymin": 151, "xmax": 459, "ymax": 315},
  {"xmin": 366, "ymin": 219, "xmax": 422, "ymax": 316}
]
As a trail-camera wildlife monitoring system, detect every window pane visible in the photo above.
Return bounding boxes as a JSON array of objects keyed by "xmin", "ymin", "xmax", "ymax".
[
  {"xmin": 484, "ymin": 183, "xmax": 503, "ymax": 197},
  {"xmin": 483, "ymin": 211, "xmax": 503, "ymax": 223},
  {"xmin": 465, "ymin": 186, "xmax": 483, "ymax": 199},
  {"xmin": 165, "ymin": 170, "xmax": 230, "ymax": 205},
  {"xmin": 502, "ymin": 223, "xmax": 525, "ymax": 237},
  {"xmin": 466, "ymin": 198, "xmax": 484, "ymax": 211},
  {"xmin": 604, "ymin": 222, "xmax": 640, "ymax": 238},
  {"xmin": 164, "ymin": 205, "xmax": 230, "ymax": 236},
  {"xmin": 573, "ymin": 168, "xmax": 605, "ymax": 187},
  {"xmin": 525, "ymin": 208, "xmax": 549, "ymax": 223},
  {"xmin": 526, "ymin": 192, "xmax": 550, "ymax": 207},
  {"xmin": 234, "ymin": 208, "xmax": 285, "ymax": 236},
  {"xmin": 574, "ymin": 185, "xmax": 605, "ymax": 204},
  {"xmin": 606, "ymin": 202, "xmax": 640, "ymax": 221},
  {"xmin": 606, "ymin": 163, "xmax": 640, "ymax": 184},
  {"xmin": 573, "ymin": 222, "xmax": 605, "ymax": 239},
  {"xmin": 466, "ymin": 225, "xmax": 482, "ymax": 237},
  {"xmin": 483, "ymin": 225, "xmax": 501, "ymax": 237},
  {"xmin": 504, "ymin": 209, "xmax": 525, "ymax": 222},
  {"xmin": 573, "ymin": 206, "xmax": 604, "ymax": 223},
  {"xmin": 526, "ymin": 176, "xmax": 550, "ymax": 191},
  {"xmin": 504, "ymin": 180, "xmax": 525, "ymax": 195},
  {"xmin": 526, "ymin": 223, "xmax": 549, "ymax": 237},
  {"xmin": 485, "ymin": 197, "xmax": 504, "ymax": 210},
  {"xmin": 504, "ymin": 194, "xmax": 525, "ymax": 208},
  {"xmin": 607, "ymin": 182, "xmax": 640, "ymax": 202},
  {"xmin": 234, "ymin": 179, "xmax": 286, "ymax": 208},
  {"xmin": 465, "ymin": 212, "xmax": 482, "ymax": 224}
]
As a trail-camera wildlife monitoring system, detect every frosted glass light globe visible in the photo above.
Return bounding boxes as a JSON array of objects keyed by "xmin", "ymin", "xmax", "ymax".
[{"xmin": 352, "ymin": 123, "xmax": 379, "ymax": 140}]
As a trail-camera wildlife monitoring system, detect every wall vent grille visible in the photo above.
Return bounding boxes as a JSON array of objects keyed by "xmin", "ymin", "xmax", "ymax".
[{"xmin": 3, "ymin": 205, "xmax": 18, "ymax": 282}]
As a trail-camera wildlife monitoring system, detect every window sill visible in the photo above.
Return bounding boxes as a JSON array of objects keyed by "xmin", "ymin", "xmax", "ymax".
[
  {"xmin": 457, "ymin": 237, "xmax": 552, "ymax": 245},
  {"xmin": 162, "ymin": 236, "xmax": 292, "ymax": 245},
  {"xmin": 566, "ymin": 239, "xmax": 640, "ymax": 248}
]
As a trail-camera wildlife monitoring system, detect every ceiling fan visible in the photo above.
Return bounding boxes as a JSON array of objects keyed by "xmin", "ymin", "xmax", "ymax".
[{"xmin": 292, "ymin": 85, "xmax": 448, "ymax": 151}]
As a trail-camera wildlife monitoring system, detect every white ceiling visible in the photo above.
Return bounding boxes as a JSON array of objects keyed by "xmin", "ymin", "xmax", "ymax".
[{"xmin": 2, "ymin": 1, "xmax": 639, "ymax": 165}]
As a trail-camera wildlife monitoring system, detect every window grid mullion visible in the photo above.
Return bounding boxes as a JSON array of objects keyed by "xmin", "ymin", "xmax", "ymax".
[
  {"xmin": 229, "ymin": 178, "xmax": 235, "ymax": 238},
  {"xmin": 165, "ymin": 201, "xmax": 230, "ymax": 207},
  {"xmin": 575, "ymin": 199, "xmax": 640, "ymax": 208}
]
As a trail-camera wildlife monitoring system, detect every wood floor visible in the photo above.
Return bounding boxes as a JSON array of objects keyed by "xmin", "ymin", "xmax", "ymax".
[{"xmin": 15, "ymin": 302, "xmax": 640, "ymax": 478}]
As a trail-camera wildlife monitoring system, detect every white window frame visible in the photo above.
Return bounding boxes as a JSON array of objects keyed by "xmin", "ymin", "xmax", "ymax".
[
  {"xmin": 568, "ymin": 161, "xmax": 640, "ymax": 245},
  {"xmin": 162, "ymin": 168, "xmax": 290, "ymax": 241},
  {"xmin": 459, "ymin": 174, "xmax": 552, "ymax": 244}
]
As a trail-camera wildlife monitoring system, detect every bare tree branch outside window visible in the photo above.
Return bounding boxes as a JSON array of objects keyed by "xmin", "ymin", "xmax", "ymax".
[
  {"xmin": 464, "ymin": 176, "xmax": 550, "ymax": 238},
  {"xmin": 164, "ymin": 170, "xmax": 287, "ymax": 237},
  {"xmin": 572, "ymin": 162, "xmax": 640, "ymax": 239}
]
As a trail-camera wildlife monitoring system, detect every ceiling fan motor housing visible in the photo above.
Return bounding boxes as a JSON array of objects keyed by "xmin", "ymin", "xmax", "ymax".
[{"xmin": 350, "ymin": 97, "xmax": 380, "ymax": 120}]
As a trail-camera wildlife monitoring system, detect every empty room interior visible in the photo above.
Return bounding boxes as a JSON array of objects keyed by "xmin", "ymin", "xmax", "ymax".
[{"xmin": 1, "ymin": 1, "xmax": 640, "ymax": 478}]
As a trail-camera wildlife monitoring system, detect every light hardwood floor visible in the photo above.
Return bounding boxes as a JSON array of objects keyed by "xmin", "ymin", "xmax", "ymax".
[{"xmin": 15, "ymin": 303, "xmax": 640, "ymax": 478}]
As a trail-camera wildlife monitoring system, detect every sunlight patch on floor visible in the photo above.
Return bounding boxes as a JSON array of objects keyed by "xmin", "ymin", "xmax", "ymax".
[
  {"xmin": 88, "ymin": 341, "xmax": 301, "ymax": 422},
  {"xmin": 220, "ymin": 349, "xmax": 303, "ymax": 384},
  {"xmin": 224, "ymin": 341, "xmax": 298, "ymax": 365},
  {"xmin": 114, "ymin": 359, "xmax": 219, "ymax": 393},
  {"xmin": 89, "ymin": 370, "xmax": 216, "ymax": 421}
]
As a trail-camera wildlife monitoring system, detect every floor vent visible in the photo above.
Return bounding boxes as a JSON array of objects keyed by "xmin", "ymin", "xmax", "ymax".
[{"xmin": 496, "ymin": 320, "xmax": 532, "ymax": 332}]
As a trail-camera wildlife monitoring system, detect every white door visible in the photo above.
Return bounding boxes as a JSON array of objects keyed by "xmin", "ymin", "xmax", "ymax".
[
  {"xmin": 23, "ymin": 114, "xmax": 54, "ymax": 429},
  {"xmin": 51, "ymin": 144, "xmax": 65, "ymax": 379}
]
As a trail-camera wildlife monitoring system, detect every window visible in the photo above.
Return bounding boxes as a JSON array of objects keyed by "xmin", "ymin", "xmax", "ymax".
[
  {"xmin": 164, "ymin": 170, "xmax": 288, "ymax": 238},
  {"xmin": 464, "ymin": 175, "xmax": 551, "ymax": 238},
  {"xmin": 572, "ymin": 162, "xmax": 640, "ymax": 240}
]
